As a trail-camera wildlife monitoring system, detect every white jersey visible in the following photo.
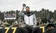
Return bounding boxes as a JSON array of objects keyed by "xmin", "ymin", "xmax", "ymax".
[
  {"xmin": 24, "ymin": 14, "xmax": 33, "ymax": 25},
  {"xmin": 20, "ymin": 11, "xmax": 37, "ymax": 26},
  {"xmin": 24, "ymin": 13, "xmax": 37, "ymax": 25}
]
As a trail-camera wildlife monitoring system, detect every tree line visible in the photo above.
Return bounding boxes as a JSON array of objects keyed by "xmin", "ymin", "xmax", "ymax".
[{"xmin": 0, "ymin": 8, "xmax": 56, "ymax": 21}]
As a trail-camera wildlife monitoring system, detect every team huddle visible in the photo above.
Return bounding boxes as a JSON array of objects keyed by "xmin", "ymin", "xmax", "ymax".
[{"xmin": 0, "ymin": 4, "xmax": 56, "ymax": 33}]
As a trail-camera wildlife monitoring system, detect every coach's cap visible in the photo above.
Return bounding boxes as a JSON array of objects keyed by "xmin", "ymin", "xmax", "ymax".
[{"xmin": 26, "ymin": 6, "xmax": 30, "ymax": 8}]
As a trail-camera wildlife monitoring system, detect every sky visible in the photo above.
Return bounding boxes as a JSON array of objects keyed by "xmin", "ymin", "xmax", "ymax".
[{"xmin": 0, "ymin": 0, "xmax": 56, "ymax": 12}]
